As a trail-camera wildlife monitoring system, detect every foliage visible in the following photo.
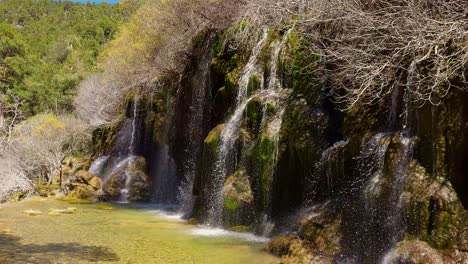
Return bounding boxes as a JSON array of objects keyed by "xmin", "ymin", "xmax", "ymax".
[{"xmin": 0, "ymin": 0, "xmax": 129, "ymax": 115}]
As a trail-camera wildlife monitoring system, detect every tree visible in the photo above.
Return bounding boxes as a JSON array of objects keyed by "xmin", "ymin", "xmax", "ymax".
[{"xmin": 0, "ymin": 23, "xmax": 29, "ymax": 94}]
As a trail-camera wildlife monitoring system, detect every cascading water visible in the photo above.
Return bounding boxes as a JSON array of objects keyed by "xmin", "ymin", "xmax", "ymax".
[
  {"xmin": 237, "ymin": 29, "xmax": 268, "ymax": 105},
  {"xmin": 313, "ymin": 140, "xmax": 349, "ymax": 198},
  {"xmin": 254, "ymin": 31, "xmax": 291, "ymax": 235},
  {"xmin": 204, "ymin": 31, "xmax": 269, "ymax": 226},
  {"xmin": 88, "ymin": 96, "xmax": 143, "ymax": 203},
  {"xmin": 128, "ymin": 96, "xmax": 139, "ymax": 154},
  {"xmin": 176, "ymin": 33, "xmax": 217, "ymax": 214},
  {"xmin": 206, "ymin": 97, "xmax": 256, "ymax": 226},
  {"xmin": 119, "ymin": 97, "xmax": 140, "ymax": 203},
  {"xmin": 205, "ymin": 89, "xmax": 283, "ymax": 226},
  {"xmin": 151, "ymin": 87, "xmax": 178, "ymax": 206},
  {"xmin": 88, "ymin": 156, "xmax": 109, "ymax": 177},
  {"xmin": 343, "ymin": 132, "xmax": 415, "ymax": 263}
]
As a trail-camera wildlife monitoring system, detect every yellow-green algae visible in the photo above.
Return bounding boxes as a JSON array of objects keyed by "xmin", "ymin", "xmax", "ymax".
[{"xmin": 0, "ymin": 197, "xmax": 278, "ymax": 264}]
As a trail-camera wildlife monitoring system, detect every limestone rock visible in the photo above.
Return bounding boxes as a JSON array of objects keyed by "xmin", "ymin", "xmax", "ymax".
[{"xmin": 384, "ymin": 240, "xmax": 444, "ymax": 264}]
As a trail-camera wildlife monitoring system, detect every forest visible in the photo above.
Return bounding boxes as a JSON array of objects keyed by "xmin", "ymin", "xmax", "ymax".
[{"xmin": 0, "ymin": 0, "xmax": 467, "ymax": 263}]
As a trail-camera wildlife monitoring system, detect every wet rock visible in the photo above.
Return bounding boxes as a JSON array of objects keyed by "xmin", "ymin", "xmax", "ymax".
[
  {"xmin": 264, "ymin": 234, "xmax": 329, "ymax": 264},
  {"xmin": 297, "ymin": 206, "xmax": 342, "ymax": 257},
  {"xmin": 403, "ymin": 160, "xmax": 466, "ymax": 250},
  {"xmin": 222, "ymin": 168, "xmax": 254, "ymax": 226},
  {"xmin": 102, "ymin": 156, "xmax": 151, "ymax": 202},
  {"xmin": 384, "ymin": 240, "xmax": 445, "ymax": 264},
  {"xmin": 204, "ymin": 124, "xmax": 224, "ymax": 152}
]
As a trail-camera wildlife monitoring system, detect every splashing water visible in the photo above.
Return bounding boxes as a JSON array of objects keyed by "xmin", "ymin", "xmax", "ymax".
[
  {"xmin": 206, "ymin": 89, "xmax": 281, "ymax": 226},
  {"xmin": 88, "ymin": 156, "xmax": 109, "ymax": 177},
  {"xmin": 313, "ymin": 140, "xmax": 349, "ymax": 196},
  {"xmin": 346, "ymin": 132, "xmax": 415, "ymax": 262},
  {"xmin": 204, "ymin": 30, "xmax": 271, "ymax": 226},
  {"xmin": 236, "ymin": 29, "xmax": 268, "ymax": 105},
  {"xmin": 205, "ymin": 96, "xmax": 256, "ymax": 226}
]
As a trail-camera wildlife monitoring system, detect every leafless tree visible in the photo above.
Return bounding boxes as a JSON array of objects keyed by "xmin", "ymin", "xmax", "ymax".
[
  {"xmin": 0, "ymin": 95, "xmax": 23, "ymax": 150},
  {"xmin": 0, "ymin": 113, "xmax": 90, "ymax": 199},
  {"xmin": 74, "ymin": 74, "xmax": 125, "ymax": 127},
  {"xmin": 244, "ymin": 0, "xmax": 468, "ymax": 109}
]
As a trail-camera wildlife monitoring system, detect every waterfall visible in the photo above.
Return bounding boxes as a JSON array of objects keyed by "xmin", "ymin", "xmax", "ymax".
[
  {"xmin": 129, "ymin": 96, "xmax": 139, "ymax": 154},
  {"xmin": 176, "ymin": 33, "xmax": 216, "ymax": 213},
  {"xmin": 203, "ymin": 31, "xmax": 270, "ymax": 226},
  {"xmin": 345, "ymin": 132, "xmax": 415, "ymax": 263},
  {"xmin": 88, "ymin": 156, "xmax": 109, "ymax": 177},
  {"xmin": 313, "ymin": 140, "xmax": 349, "ymax": 198},
  {"xmin": 206, "ymin": 89, "xmax": 281, "ymax": 226},
  {"xmin": 255, "ymin": 31, "xmax": 291, "ymax": 235},
  {"xmin": 236, "ymin": 29, "xmax": 268, "ymax": 105},
  {"xmin": 206, "ymin": 96, "xmax": 256, "ymax": 226}
]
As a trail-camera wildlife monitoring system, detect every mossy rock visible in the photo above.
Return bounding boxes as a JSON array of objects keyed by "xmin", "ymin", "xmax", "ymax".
[
  {"xmin": 64, "ymin": 186, "xmax": 95, "ymax": 203},
  {"xmin": 128, "ymin": 171, "xmax": 151, "ymax": 202},
  {"xmin": 103, "ymin": 171, "xmax": 126, "ymax": 199},
  {"xmin": 223, "ymin": 168, "xmax": 253, "ymax": 211},
  {"xmin": 204, "ymin": 124, "xmax": 225, "ymax": 152},
  {"xmin": 264, "ymin": 234, "xmax": 327, "ymax": 264},
  {"xmin": 403, "ymin": 160, "xmax": 466, "ymax": 250},
  {"xmin": 383, "ymin": 240, "xmax": 447, "ymax": 264},
  {"xmin": 35, "ymin": 184, "xmax": 61, "ymax": 198},
  {"xmin": 297, "ymin": 209, "xmax": 342, "ymax": 257},
  {"xmin": 102, "ymin": 156, "xmax": 151, "ymax": 202},
  {"xmin": 246, "ymin": 97, "xmax": 264, "ymax": 132}
]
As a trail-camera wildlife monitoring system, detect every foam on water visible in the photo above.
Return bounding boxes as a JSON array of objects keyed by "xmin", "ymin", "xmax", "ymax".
[
  {"xmin": 189, "ymin": 227, "xmax": 270, "ymax": 243},
  {"xmin": 145, "ymin": 207, "xmax": 269, "ymax": 243}
]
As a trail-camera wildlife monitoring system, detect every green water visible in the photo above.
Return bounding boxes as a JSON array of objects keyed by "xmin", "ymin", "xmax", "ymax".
[{"xmin": 0, "ymin": 198, "xmax": 278, "ymax": 264}]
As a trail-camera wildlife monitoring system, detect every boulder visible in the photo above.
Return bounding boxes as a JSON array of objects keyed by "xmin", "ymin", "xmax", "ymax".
[
  {"xmin": 64, "ymin": 169, "xmax": 102, "ymax": 202},
  {"xmin": 222, "ymin": 168, "xmax": 254, "ymax": 226},
  {"xmin": 383, "ymin": 240, "xmax": 444, "ymax": 264},
  {"xmin": 102, "ymin": 156, "xmax": 151, "ymax": 202}
]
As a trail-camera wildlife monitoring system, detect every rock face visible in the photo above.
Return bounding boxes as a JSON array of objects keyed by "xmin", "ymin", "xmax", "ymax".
[
  {"xmin": 62, "ymin": 159, "xmax": 101, "ymax": 202},
  {"xmin": 102, "ymin": 156, "xmax": 151, "ymax": 202},
  {"xmin": 88, "ymin": 28, "xmax": 467, "ymax": 263}
]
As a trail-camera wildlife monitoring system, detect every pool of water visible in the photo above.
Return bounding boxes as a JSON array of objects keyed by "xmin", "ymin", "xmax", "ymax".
[{"xmin": 0, "ymin": 198, "xmax": 278, "ymax": 263}]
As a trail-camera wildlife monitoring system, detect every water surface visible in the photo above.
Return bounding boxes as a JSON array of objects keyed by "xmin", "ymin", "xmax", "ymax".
[{"xmin": 0, "ymin": 198, "xmax": 278, "ymax": 263}]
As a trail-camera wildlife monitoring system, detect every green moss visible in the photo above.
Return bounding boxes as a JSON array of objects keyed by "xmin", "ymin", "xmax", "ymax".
[
  {"xmin": 283, "ymin": 29, "xmax": 319, "ymax": 97},
  {"xmin": 254, "ymin": 136, "xmax": 275, "ymax": 193},
  {"xmin": 224, "ymin": 196, "xmax": 240, "ymax": 211},
  {"xmin": 204, "ymin": 124, "xmax": 224, "ymax": 152},
  {"xmin": 246, "ymin": 98, "xmax": 263, "ymax": 132}
]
